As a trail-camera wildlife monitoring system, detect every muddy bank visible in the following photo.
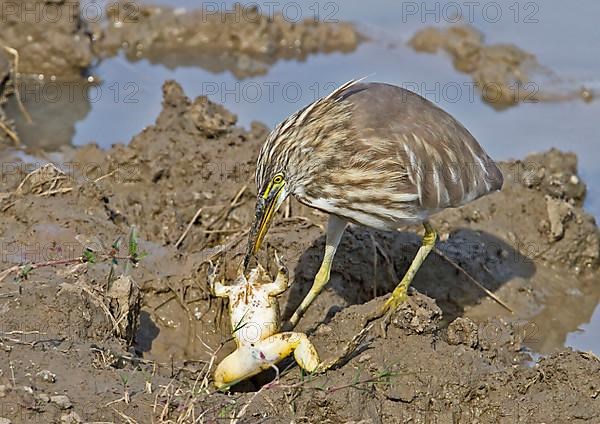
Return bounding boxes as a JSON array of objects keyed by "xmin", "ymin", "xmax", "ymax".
[
  {"xmin": 409, "ymin": 25, "xmax": 594, "ymax": 108},
  {"xmin": 0, "ymin": 0, "xmax": 95, "ymax": 149},
  {"xmin": 92, "ymin": 1, "xmax": 362, "ymax": 78},
  {"xmin": 263, "ymin": 297, "xmax": 600, "ymax": 423},
  {"xmin": 0, "ymin": 82, "xmax": 599, "ymax": 422},
  {"xmin": 0, "ymin": 0, "xmax": 93, "ymax": 78},
  {"xmin": 0, "ymin": 0, "xmax": 362, "ymax": 149},
  {"xmin": 0, "ymin": 0, "xmax": 361, "ymax": 79}
]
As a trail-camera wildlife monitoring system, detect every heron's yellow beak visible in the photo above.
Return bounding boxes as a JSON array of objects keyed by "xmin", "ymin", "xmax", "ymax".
[{"xmin": 244, "ymin": 179, "xmax": 286, "ymax": 270}]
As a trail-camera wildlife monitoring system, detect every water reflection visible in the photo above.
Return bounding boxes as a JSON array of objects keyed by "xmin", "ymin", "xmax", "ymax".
[{"xmin": 6, "ymin": 78, "xmax": 92, "ymax": 150}]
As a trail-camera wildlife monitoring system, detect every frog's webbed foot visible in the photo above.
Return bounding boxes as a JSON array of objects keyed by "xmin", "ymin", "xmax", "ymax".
[{"xmin": 258, "ymin": 332, "xmax": 320, "ymax": 373}]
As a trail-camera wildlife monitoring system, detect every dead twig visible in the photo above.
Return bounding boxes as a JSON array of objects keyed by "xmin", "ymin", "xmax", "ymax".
[
  {"xmin": 9, "ymin": 360, "xmax": 16, "ymax": 385},
  {"xmin": 179, "ymin": 185, "xmax": 248, "ymax": 252},
  {"xmin": 202, "ymin": 228, "xmax": 241, "ymax": 234},
  {"xmin": 15, "ymin": 163, "xmax": 70, "ymax": 196},
  {"xmin": 1, "ymin": 45, "xmax": 32, "ymax": 123},
  {"xmin": 110, "ymin": 407, "xmax": 139, "ymax": 424},
  {"xmin": 93, "ymin": 168, "xmax": 120, "ymax": 183},
  {"xmin": 175, "ymin": 207, "xmax": 203, "ymax": 248},
  {"xmin": 206, "ymin": 185, "xmax": 247, "ymax": 229},
  {"xmin": 0, "ymin": 254, "xmax": 138, "ymax": 283},
  {"xmin": 193, "ymin": 229, "xmax": 249, "ymax": 266},
  {"xmin": 232, "ymin": 382, "xmax": 269, "ymax": 424},
  {"xmin": 0, "ymin": 120, "xmax": 19, "ymax": 145},
  {"xmin": 0, "ymin": 330, "xmax": 43, "ymax": 347}
]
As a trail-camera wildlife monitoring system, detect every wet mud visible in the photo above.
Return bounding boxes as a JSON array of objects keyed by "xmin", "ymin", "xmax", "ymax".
[
  {"xmin": 0, "ymin": 1, "xmax": 361, "ymax": 80},
  {"xmin": 409, "ymin": 24, "xmax": 595, "ymax": 108},
  {"xmin": 0, "ymin": 81, "xmax": 599, "ymax": 422},
  {"xmin": 0, "ymin": 0, "xmax": 94, "ymax": 78}
]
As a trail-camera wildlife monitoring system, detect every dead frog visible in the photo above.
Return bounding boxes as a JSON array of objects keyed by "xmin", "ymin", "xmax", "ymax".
[{"xmin": 209, "ymin": 256, "xmax": 321, "ymax": 389}]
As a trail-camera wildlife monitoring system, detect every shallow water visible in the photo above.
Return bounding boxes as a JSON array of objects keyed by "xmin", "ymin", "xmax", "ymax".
[{"xmin": 7, "ymin": 0, "xmax": 600, "ymax": 354}]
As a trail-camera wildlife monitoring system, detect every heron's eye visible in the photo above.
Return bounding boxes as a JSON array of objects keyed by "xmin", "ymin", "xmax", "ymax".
[{"xmin": 272, "ymin": 174, "xmax": 284, "ymax": 184}]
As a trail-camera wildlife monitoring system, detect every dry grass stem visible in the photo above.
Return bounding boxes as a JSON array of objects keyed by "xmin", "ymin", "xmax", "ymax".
[{"xmin": 1, "ymin": 45, "xmax": 32, "ymax": 123}]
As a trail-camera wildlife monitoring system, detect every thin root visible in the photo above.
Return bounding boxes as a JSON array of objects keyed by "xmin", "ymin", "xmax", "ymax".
[{"xmin": 433, "ymin": 247, "xmax": 514, "ymax": 313}]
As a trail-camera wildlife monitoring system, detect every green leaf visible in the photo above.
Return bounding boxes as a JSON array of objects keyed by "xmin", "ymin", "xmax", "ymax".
[
  {"xmin": 112, "ymin": 236, "xmax": 122, "ymax": 251},
  {"xmin": 128, "ymin": 226, "xmax": 138, "ymax": 258},
  {"xmin": 16, "ymin": 264, "xmax": 32, "ymax": 282},
  {"xmin": 83, "ymin": 249, "xmax": 96, "ymax": 264},
  {"xmin": 232, "ymin": 309, "xmax": 249, "ymax": 334}
]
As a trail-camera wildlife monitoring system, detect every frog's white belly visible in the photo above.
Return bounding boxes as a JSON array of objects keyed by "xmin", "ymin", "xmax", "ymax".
[{"xmin": 230, "ymin": 296, "xmax": 280, "ymax": 347}]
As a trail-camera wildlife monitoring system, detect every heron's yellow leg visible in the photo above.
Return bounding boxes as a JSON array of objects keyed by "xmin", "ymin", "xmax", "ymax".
[
  {"xmin": 285, "ymin": 244, "xmax": 335, "ymax": 330},
  {"xmin": 384, "ymin": 222, "xmax": 437, "ymax": 311},
  {"xmin": 213, "ymin": 332, "xmax": 320, "ymax": 389},
  {"xmin": 284, "ymin": 215, "xmax": 347, "ymax": 331}
]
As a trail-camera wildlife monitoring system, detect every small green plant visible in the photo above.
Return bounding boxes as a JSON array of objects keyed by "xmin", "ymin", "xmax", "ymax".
[
  {"xmin": 217, "ymin": 401, "xmax": 236, "ymax": 418},
  {"xmin": 82, "ymin": 248, "xmax": 96, "ymax": 264},
  {"xmin": 120, "ymin": 373, "xmax": 129, "ymax": 387},
  {"xmin": 15, "ymin": 264, "xmax": 32, "ymax": 282},
  {"xmin": 0, "ymin": 226, "xmax": 147, "ymax": 286}
]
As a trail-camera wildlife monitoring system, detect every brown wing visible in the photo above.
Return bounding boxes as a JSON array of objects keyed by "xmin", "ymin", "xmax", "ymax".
[{"xmin": 339, "ymin": 82, "xmax": 503, "ymax": 211}]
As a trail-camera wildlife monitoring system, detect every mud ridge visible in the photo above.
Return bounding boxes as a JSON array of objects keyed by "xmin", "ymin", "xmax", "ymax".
[{"xmin": 409, "ymin": 24, "xmax": 595, "ymax": 108}]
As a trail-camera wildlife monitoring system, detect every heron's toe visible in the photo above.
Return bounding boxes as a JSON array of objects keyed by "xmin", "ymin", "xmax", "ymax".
[{"xmin": 383, "ymin": 288, "xmax": 409, "ymax": 311}]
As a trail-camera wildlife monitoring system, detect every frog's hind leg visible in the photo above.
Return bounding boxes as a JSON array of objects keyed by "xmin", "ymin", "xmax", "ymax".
[
  {"xmin": 213, "ymin": 334, "xmax": 321, "ymax": 389},
  {"xmin": 259, "ymin": 332, "xmax": 320, "ymax": 373},
  {"xmin": 214, "ymin": 346, "xmax": 264, "ymax": 390}
]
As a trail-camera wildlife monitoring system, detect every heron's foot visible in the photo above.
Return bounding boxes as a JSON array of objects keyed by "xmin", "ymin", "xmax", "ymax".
[
  {"xmin": 364, "ymin": 288, "xmax": 421, "ymax": 338},
  {"xmin": 383, "ymin": 283, "xmax": 409, "ymax": 311},
  {"xmin": 370, "ymin": 221, "xmax": 437, "ymax": 336},
  {"xmin": 374, "ymin": 283, "xmax": 408, "ymax": 336}
]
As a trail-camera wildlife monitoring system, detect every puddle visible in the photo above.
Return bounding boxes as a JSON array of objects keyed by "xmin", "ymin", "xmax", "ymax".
[{"xmin": 5, "ymin": 0, "xmax": 600, "ymax": 355}]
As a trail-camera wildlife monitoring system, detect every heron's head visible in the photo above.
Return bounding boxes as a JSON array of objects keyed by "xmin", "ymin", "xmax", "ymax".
[
  {"xmin": 243, "ymin": 115, "xmax": 311, "ymax": 272},
  {"xmin": 243, "ymin": 80, "xmax": 360, "ymax": 271},
  {"xmin": 244, "ymin": 169, "xmax": 290, "ymax": 270}
]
